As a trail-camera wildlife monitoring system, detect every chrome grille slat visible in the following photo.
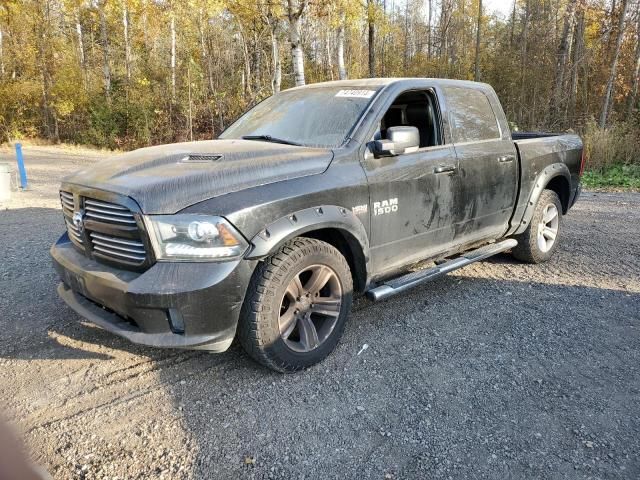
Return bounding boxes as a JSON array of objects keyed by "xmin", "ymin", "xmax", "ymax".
[
  {"xmin": 91, "ymin": 239, "xmax": 145, "ymax": 254},
  {"xmin": 60, "ymin": 191, "xmax": 74, "ymax": 213},
  {"xmin": 90, "ymin": 232, "xmax": 144, "ymax": 247},
  {"xmin": 85, "ymin": 211, "xmax": 137, "ymax": 224},
  {"xmin": 85, "ymin": 198, "xmax": 136, "ymax": 225},
  {"xmin": 84, "ymin": 199, "xmax": 129, "ymax": 211},
  {"xmin": 93, "ymin": 245, "xmax": 146, "ymax": 261},
  {"xmin": 64, "ymin": 219, "xmax": 85, "ymax": 249},
  {"xmin": 84, "ymin": 206, "xmax": 136, "ymax": 218}
]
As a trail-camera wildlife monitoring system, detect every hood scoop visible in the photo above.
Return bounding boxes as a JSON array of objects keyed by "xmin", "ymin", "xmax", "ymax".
[{"xmin": 180, "ymin": 154, "xmax": 223, "ymax": 163}]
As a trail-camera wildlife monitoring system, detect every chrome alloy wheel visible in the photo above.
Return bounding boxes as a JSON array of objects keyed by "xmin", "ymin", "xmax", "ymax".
[
  {"xmin": 537, "ymin": 204, "xmax": 559, "ymax": 252},
  {"xmin": 278, "ymin": 264, "xmax": 343, "ymax": 352}
]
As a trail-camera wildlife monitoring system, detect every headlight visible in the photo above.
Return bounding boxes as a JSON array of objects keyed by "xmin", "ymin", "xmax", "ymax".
[{"xmin": 146, "ymin": 215, "xmax": 248, "ymax": 261}]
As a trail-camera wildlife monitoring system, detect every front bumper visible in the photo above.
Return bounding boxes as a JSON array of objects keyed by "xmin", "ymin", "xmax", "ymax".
[{"xmin": 51, "ymin": 234, "xmax": 255, "ymax": 351}]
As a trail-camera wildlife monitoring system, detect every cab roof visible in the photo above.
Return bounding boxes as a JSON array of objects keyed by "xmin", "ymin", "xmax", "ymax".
[{"xmin": 288, "ymin": 77, "xmax": 492, "ymax": 92}]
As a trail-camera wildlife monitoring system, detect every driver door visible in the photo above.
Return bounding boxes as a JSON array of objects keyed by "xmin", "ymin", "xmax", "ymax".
[{"xmin": 362, "ymin": 89, "xmax": 459, "ymax": 277}]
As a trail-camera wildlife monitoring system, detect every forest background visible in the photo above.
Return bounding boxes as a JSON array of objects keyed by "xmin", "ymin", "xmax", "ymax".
[{"xmin": 1, "ymin": 0, "xmax": 639, "ymax": 187}]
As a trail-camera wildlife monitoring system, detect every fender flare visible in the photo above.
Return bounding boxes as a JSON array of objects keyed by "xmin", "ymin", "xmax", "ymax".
[
  {"xmin": 245, "ymin": 205, "xmax": 370, "ymax": 264},
  {"xmin": 513, "ymin": 163, "xmax": 571, "ymax": 235}
]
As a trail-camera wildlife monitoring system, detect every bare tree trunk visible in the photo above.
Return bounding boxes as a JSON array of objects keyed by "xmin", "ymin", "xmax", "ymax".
[
  {"xmin": 0, "ymin": 25, "xmax": 4, "ymax": 77},
  {"xmin": 270, "ymin": 25, "xmax": 281, "ymax": 93},
  {"xmin": 74, "ymin": 10, "xmax": 86, "ymax": 82},
  {"xmin": 123, "ymin": 2, "xmax": 131, "ymax": 83},
  {"xmin": 237, "ymin": 24, "xmax": 252, "ymax": 96},
  {"xmin": 252, "ymin": 29, "xmax": 261, "ymax": 93},
  {"xmin": 368, "ymin": 0, "xmax": 375, "ymax": 77},
  {"xmin": 550, "ymin": 0, "xmax": 576, "ymax": 124},
  {"xmin": 402, "ymin": 1, "xmax": 409, "ymax": 72},
  {"xmin": 474, "ymin": 0, "xmax": 482, "ymax": 81},
  {"xmin": 599, "ymin": 0, "xmax": 629, "ymax": 128},
  {"xmin": 187, "ymin": 60, "xmax": 193, "ymax": 141},
  {"xmin": 381, "ymin": 0, "xmax": 386, "ymax": 75},
  {"xmin": 142, "ymin": 0, "xmax": 149, "ymax": 50},
  {"xmin": 567, "ymin": 3, "xmax": 584, "ymax": 124},
  {"xmin": 427, "ymin": 0, "xmax": 432, "ymax": 59},
  {"xmin": 509, "ymin": 0, "xmax": 515, "ymax": 47},
  {"xmin": 98, "ymin": 1, "xmax": 111, "ymax": 102},
  {"xmin": 288, "ymin": 0, "xmax": 308, "ymax": 87},
  {"xmin": 37, "ymin": 0, "xmax": 57, "ymax": 140},
  {"xmin": 626, "ymin": 15, "xmax": 640, "ymax": 117},
  {"xmin": 170, "ymin": 12, "xmax": 176, "ymax": 101},
  {"xmin": 602, "ymin": 0, "xmax": 617, "ymax": 50},
  {"xmin": 519, "ymin": 0, "xmax": 530, "ymax": 125},
  {"xmin": 325, "ymin": 29, "xmax": 333, "ymax": 80},
  {"xmin": 337, "ymin": 13, "xmax": 347, "ymax": 80}
]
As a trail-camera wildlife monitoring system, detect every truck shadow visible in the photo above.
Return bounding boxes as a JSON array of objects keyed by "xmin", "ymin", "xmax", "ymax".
[{"xmin": 157, "ymin": 276, "xmax": 639, "ymax": 479}]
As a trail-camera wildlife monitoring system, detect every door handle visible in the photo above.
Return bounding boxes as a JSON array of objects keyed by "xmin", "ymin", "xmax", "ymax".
[
  {"xmin": 498, "ymin": 154, "xmax": 515, "ymax": 163},
  {"xmin": 434, "ymin": 164, "xmax": 456, "ymax": 174}
]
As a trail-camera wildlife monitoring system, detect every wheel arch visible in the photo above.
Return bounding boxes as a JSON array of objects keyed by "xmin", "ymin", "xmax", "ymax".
[
  {"xmin": 545, "ymin": 175, "xmax": 571, "ymax": 214},
  {"xmin": 513, "ymin": 163, "xmax": 571, "ymax": 235},
  {"xmin": 245, "ymin": 205, "xmax": 370, "ymax": 293}
]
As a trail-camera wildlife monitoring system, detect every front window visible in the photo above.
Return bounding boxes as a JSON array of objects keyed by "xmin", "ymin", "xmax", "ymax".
[{"xmin": 220, "ymin": 87, "xmax": 379, "ymax": 148}]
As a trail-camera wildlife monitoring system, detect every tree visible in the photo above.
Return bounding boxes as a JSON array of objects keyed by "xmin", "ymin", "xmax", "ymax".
[
  {"xmin": 287, "ymin": 0, "xmax": 308, "ymax": 86},
  {"xmin": 98, "ymin": 0, "xmax": 111, "ymax": 102},
  {"xmin": 626, "ymin": 13, "xmax": 640, "ymax": 116},
  {"xmin": 368, "ymin": 0, "xmax": 375, "ymax": 77},
  {"xmin": 474, "ymin": 0, "xmax": 482, "ymax": 81},
  {"xmin": 550, "ymin": 0, "xmax": 577, "ymax": 124},
  {"xmin": 0, "ymin": 0, "xmax": 639, "ymax": 149},
  {"xmin": 600, "ymin": 0, "xmax": 630, "ymax": 128}
]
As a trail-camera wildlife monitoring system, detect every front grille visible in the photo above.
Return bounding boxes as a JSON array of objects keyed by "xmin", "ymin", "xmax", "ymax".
[
  {"xmin": 65, "ymin": 218, "xmax": 84, "ymax": 246},
  {"xmin": 85, "ymin": 199, "xmax": 137, "ymax": 225},
  {"xmin": 60, "ymin": 191, "xmax": 74, "ymax": 215},
  {"xmin": 60, "ymin": 191, "xmax": 84, "ymax": 250},
  {"xmin": 59, "ymin": 190, "xmax": 149, "ymax": 268},
  {"xmin": 89, "ymin": 232, "xmax": 147, "ymax": 263}
]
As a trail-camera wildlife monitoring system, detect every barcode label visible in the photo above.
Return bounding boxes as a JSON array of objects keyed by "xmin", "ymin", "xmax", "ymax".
[{"xmin": 335, "ymin": 89, "xmax": 376, "ymax": 98}]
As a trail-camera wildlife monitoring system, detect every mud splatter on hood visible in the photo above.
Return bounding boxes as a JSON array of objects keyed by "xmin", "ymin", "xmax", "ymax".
[{"xmin": 62, "ymin": 139, "xmax": 333, "ymax": 214}]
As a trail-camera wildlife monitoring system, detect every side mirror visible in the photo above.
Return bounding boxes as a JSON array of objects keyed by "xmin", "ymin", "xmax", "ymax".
[{"xmin": 372, "ymin": 126, "xmax": 420, "ymax": 157}]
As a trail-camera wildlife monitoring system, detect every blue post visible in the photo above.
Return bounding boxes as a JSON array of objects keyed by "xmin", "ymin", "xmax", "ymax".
[{"xmin": 15, "ymin": 143, "xmax": 27, "ymax": 190}]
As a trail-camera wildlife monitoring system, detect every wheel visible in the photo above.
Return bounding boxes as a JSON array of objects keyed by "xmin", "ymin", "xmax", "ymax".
[
  {"xmin": 512, "ymin": 189, "xmax": 562, "ymax": 264},
  {"xmin": 238, "ymin": 237, "xmax": 353, "ymax": 372}
]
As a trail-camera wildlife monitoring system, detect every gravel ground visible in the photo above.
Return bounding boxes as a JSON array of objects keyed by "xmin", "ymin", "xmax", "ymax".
[{"xmin": 0, "ymin": 145, "xmax": 638, "ymax": 480}]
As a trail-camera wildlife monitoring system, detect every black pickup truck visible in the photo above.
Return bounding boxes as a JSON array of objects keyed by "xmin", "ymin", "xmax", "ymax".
[{"xmin": 51, "ymin": 78, "xmax": 583, "ymax": 372}]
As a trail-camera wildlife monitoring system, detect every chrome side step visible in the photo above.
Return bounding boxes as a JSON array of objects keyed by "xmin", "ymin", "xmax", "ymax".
[{"xmin": 366, "ymin": 239, "xmax": 518, "ymax": 301}]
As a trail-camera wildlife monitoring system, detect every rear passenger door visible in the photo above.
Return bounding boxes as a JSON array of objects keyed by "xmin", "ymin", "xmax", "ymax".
[{"xmin": 444, "ymin": 87, "xmax": 518, "ymax": 244}]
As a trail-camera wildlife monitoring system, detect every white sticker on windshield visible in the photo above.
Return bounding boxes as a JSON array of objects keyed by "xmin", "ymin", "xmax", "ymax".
[{"xmin": 335, "ymin": 89, "xmax": 375, "ymax": 99}]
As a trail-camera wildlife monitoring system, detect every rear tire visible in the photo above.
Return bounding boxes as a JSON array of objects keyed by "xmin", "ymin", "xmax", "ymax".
[
  {"xmin": 512, "ymin": 189, "xmax": 563, "ymax": 264},
  {"xmin": 238, "ymin": 238, "xmax": 353, "ymax": 372}
]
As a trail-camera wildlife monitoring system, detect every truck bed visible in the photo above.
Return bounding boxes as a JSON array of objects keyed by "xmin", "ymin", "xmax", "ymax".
[
  {"xmin": 509, "ymin": 132, "xmax": 583, "ymax": 235},
  {"xmin": 511, "ymin": 131, "xmax": 561, "ymax": 140}
]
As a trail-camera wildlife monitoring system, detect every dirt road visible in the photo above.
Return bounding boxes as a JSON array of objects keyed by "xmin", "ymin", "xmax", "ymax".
[{"xmin": 0, "ymin": 145, "xmax": 638, "ymax": 479}]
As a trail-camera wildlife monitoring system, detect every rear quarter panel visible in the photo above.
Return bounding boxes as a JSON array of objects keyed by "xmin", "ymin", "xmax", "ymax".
[{"xmin": 511, "ymin": 134, "xmax": 583, "ymax": 232}]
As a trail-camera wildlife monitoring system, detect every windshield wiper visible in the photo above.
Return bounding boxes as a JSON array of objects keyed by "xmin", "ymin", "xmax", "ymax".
[{"xmin": 241, "ymin": 135, "xmax": 301, "ymax": 146}]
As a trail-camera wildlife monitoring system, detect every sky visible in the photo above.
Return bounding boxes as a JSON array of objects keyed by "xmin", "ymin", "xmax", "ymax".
[{"xmin": 484, "ymin": 0, "xmax": 515, "ymax": 18}]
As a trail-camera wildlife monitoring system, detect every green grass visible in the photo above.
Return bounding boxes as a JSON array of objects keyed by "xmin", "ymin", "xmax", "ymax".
[{"xmin": 582, "ymin": 165, "xmax": 640, "ymax": 190}]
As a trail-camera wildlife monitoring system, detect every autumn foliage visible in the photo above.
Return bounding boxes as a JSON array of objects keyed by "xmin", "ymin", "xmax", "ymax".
[{"xmin": 0, "ymin": 0, "xmax": 638, "ymax": 163}]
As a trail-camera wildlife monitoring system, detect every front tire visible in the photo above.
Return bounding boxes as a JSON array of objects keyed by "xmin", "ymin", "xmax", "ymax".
[
  {"xmin": 238, "ymin": 238, "xmax": 353, "ymax": 372},
  {"xmin": 512, "ymin": 189, "xmax": 563, "ymax": 264}
]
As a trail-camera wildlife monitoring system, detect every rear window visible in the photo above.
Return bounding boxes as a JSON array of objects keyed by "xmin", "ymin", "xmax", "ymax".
[{"xmin": 444, "ymin": 87, "xmax": 500, "ymax": 143}]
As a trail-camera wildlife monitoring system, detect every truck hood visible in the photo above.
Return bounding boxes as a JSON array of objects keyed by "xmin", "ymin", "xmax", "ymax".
[{"xmin": 63, "ymin": 139, "xmax": 333, "ymax": 214}]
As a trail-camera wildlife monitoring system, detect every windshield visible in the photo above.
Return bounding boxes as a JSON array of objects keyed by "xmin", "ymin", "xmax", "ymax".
[{"xmin": 220, "ymin": 87, "xmax": 379, "ymax": 148}]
